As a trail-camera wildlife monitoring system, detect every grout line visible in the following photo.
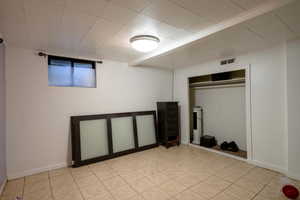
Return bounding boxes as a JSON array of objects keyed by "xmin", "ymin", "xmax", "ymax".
[
  {"xmin": 70, "ymin": 169, "xmax": 86, "ymax": 200},
  {"xmin": 89, "ymin": 164, "xmax": 118, "ymax": 200}
]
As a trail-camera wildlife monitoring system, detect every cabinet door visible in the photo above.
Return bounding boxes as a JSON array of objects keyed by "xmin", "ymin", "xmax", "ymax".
[
  {"xmin": 136, "ymin": 115, "xmax": 157, "ymax": 147},
  {"xmin": 80, "ymin": 119, "xmax": 109, "ymax": 160},
  {"xmin": 111, "ymin": 116, "xmax": 135, "ymax": 153}
]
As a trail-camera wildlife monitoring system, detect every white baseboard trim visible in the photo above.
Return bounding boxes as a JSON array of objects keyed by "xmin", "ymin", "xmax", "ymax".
[
  {"xmin": 188, "ymin": 143, "xmax": 247, "ymax": 162},
  {"xmin": 7, "ymin": 162, "xmax": 69, "ymax": 180},
  {"xmin": 287, "ymin": 171, "xmax": 300, "ymax": 181},
  {"xmin": 248, "ymin": 160, "xmax": 287, "ymax": 174},
  {"xmin": 0, "ymin": 178, "xmax": 7, "ymax": 196},
  {"xmin": 188, "ymin": 143, "xmax": 290, "ymax": 175},
  {"xmin": 181, "ymin": 140, "xmax": 189, "ymax": 145}
]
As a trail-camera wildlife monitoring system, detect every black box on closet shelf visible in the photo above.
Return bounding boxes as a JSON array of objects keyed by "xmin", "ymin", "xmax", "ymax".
[{"xmin": 200, "ymin": 135, "xmax": 216, "ymax": 148}]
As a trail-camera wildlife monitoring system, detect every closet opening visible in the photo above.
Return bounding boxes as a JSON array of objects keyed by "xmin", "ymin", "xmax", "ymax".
[{"xmin": 189, "ymin": 69, "xmax": 247, "ymax": 159}]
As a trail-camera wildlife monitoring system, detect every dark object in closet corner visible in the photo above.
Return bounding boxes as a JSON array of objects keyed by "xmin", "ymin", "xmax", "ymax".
[
  {"xmin": 157, "ymin": 102, "xmax": 180, "ymax": 148},
  {"xmin": 220, "ymin": 141, "xmax": 229, "ymax": 150},
  {"xmin": 227, "ymin": 141, "xmax": 239, "ymax": 152},
  {"xmin": 200, "ymin": 135, "xmax": 216, "ymax": 148}
]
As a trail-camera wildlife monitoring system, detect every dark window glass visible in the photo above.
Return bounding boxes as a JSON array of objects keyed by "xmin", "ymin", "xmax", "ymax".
[{"xmin": 48, "ymin": 56, "xmax": 96, "ymax": 88}]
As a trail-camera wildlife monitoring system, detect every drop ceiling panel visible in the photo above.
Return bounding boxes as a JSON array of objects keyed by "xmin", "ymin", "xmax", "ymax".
[
  {"xmin": 81, "ymin": 19, "xmax": 124, "ymax": 47},
  {"xmin": 275, "ymin": 0, "xmax": 300, "ymax": 35},
  {"xmin": 65, "ymin": 0, "xmax": 108, "ymax": 17},
  {"xmin": 140, "ymin": 24, "xmax": 268, "ymax": 69},
  {"xmin": 111, "ymin": 0, "xmax": 151, "ymax": 13},
  {"xmin": 56, "ymin": 8, "xmax": 99, "ymax": 50},
  {"xmin": 230, "ymin": 0, "xmax": 271, "ymax": 10},
  {"xmin": 245, "ymin": 12, "xmax": 296, "ymax": 44},
  {"xmin": 169, "ymin": 0, "xmax": 244, "ymax": 23},
  {"xmin": 24, "ymin": 0, "xmax": 65, "ymax": 50},
  {"xmin": 141, "ymin": 0, "xmax": 209, "ymax": 30},
  {"xmin": 101, "ymin": 3, "xmax": 138, "ymax": 26},
  {"xmin": 141, "ymin": 54, "xmax": 173, "ymax": 69},
  {"xmin": 0, "ymin": 0, "xmax": 26, "ymax": 24}
]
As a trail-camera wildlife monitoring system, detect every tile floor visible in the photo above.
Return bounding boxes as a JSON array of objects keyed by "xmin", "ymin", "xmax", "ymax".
[{"xmin": 1, "ymin": 145, "xmax": 299, "ymax": 200}]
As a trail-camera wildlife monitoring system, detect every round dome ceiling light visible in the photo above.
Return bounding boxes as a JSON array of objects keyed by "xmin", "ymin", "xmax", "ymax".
[{"xmin": 130, "ymin": 35, "xmax": 160, "ymax": 52}]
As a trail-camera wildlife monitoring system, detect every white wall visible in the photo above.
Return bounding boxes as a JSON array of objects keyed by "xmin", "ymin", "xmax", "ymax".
[
  {"xmin": 174, "ymin": 44, "xmax": 287, "ymax": 172},
  {"xmin": 5, "ymin": 47, "xmax": 173, "ymax": 179},
  {"xmin": 286, "ymin": 39, "xmax": 300, "ymax": 179},
  {"xmin": 193, "ymin": 86, "xmax": 246, "ymax": 150},
  {"xmin": 0, "ymin": 44, "xmax": 7, "ymax": 189}
]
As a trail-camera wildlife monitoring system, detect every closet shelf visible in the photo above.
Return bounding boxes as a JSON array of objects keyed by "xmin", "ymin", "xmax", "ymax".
[{"xmin": 189, "ymin": 77, "xmax": 245, "ymax": 88}]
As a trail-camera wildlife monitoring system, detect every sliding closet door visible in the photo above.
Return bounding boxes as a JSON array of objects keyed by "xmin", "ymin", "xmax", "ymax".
[
  {"xmin": 136, "ymin": 115, "xmax": 156, "ymax": 147},
  {"xmin": 80, "ymin": 119, "xmax": 109, "ymax": 160},
  {"xmin": 71, "ymin": 111, "xmax": 158, "ymax": 167},
  {"xmin": 111, "ymin": 117, "xmax": 135, "ymax": 153}
]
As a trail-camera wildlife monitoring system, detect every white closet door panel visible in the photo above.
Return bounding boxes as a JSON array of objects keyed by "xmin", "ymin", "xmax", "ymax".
[
  {"xmin": 136, "ymin": 115, "xmax": 156, "ymax": 147},
  {"xmin": 80, "ymin": 119, "xmax": 109, "ymax": 160},
  {"xmin": 112, "ymin": 117, "xmax": 135, "ymax": 153}
]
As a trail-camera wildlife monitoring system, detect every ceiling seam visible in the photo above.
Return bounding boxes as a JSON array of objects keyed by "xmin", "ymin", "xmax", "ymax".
[
  {"xmin": 228, "ymin": 0, "xmax": 248, "ymax": 11},
  {"xmin": 165, "ymin": 0, "xmax": 214, "ymax": 24},
  {"xmin": 273, "ymin": 13, "xmax": 297, "ymax": 35},
  {"xmin": 244, "ymin": 25, "xmax": 266, "ymax": 41},
  {"xmin": 21, "ymin": 0, "xmax": 29, "ymax": 47},
  {"xmin": 77, "ymin": 2, "xmax": 112, "ymax": 47}
]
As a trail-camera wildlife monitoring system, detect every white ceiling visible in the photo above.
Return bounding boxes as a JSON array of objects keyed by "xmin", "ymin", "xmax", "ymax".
[
  {"xmin": 140, "ymin": 0, "xmax": 300, "ymax": 69},
  {"xmin": 0, "ymin": 0, "xmax": 298, "ymax": 66}
]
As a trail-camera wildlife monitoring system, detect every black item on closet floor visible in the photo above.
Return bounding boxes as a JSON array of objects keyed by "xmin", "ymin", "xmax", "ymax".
[
  {"xmin": 200, "ymin": 135, "xmax": 216, "ymax": 148},
  {"xmin": 220, "ymin": 141, "xmax": 239, "ymax": 152}
]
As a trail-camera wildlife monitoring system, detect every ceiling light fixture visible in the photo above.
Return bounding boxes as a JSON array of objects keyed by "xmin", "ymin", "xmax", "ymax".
[{"xmin": 130, "ymin": 35, "xmax": 160, "ymax": 52}]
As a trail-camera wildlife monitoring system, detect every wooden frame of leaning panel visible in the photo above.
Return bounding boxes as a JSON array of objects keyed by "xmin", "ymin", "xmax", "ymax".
[{"xmin": 71, "ymin": 111, "xmax": 158, "ymax": 167}]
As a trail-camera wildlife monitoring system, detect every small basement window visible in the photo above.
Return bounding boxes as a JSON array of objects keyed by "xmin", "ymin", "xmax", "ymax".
[{"xmin": 48, "ymin": 55, "xmax": 96, "ymax": 88}]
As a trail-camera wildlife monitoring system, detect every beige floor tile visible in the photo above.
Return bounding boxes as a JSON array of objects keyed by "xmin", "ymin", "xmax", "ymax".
[
  {"xmin": 203, "ymin": 176, "xmax": 231, "ymax": 190},
  {"xmin": 119, "ymin": 170, "xmax": 145, "ymax": 183},
  {"xmin": 268, "ymin": 175, "xmax": 300, "ymax": 188},
  {"xmin": 160, "ymin": 180, "xmax": 187, "ymax": 197},
  {"xmin": 3, "ymin": 146, "xmax": 297, "ymax": 200},
  {"xmin": 0, "ymin": 195, "xmax": 22, "ymax": 200},
  {"xmin": 88, "ymin": 195, "xmax": 114, "ymax": 200},
  {"xmin": 71, "ymin": 166, "xmax": 94, "ymax": 180},
  {"xmin": 94, "ymin": 168, "xmax": 118, "ymax": 181},
  {"xmin": 129, "ymin": 176, "xmax": 155, "ymax": 193},
  {"xmin": 146, "ymin": 172, "xmax": 169, "ymax": 186},
  {"xmin": 191, "ymin": 182, "xmax": 219, "ymax": 199},
  {"xmin": 235, "ymin": 177, "xmax": 266, "ymax": 193},
  {"xmin": 223, "ymin": 184, "xmax": 256, "ymax": 200},
  {"xmin": 174, "ymin": 173, "xmax": 209, "ymax": 188},
  {"xmin": 141, "ymin": 187, "xmax": 170, "ymax": 200},
  {"xmin": 75, "ymin": 175, "xmax": 100, "ymax": 188},
  {"xmin": 259, "ymin": 184, "xmax": 287, "ymax": 199},
  {"xmin": 175, "ymin": 189, "xmax": 206, "ymax": 200},
  {"xmin": 103, "ymin": 176, "xmax": 127, "ymax": 191},
  {"xmin": 2, "ymin": 178, "xmax": 24, "ymax": 197},
  {"xmin": 53, "ymin": 187, "xmax": 83, "ymax": 200},
  {"xmin": 50, "ymin": 174, "xmax": 75, "ymax": 190},
  {"xmin": 49, "ymin": 167, "xmax": 71, "ymax": 177},
  {"xmin": 24, "ymin": 179, "xmax": 50, "ymax": 194},
  {"xmin": 130, "ymin": 194, "xmax": 146, "ymax": 200},
  {"xmin": 162, "ymin": 168, "xmax": 186, "ymax": 180},
  {"xmin": 25, "ymin": 172, "xmax": 49, "ymax": 185},
  {"xmin": 253, "ymin": 194, "xmax": 287, "ymax": 200},
  {"xmin": 52, "ymin": 184, "xmax": 78, "ymax": 198},
  {"xmin": 23, "ymin": 187, "xmax": 52, "ymax": 200},
  {"xmin": 211, "ymin": 192, "xmax": 240, "ymax": 200},
  {"xmin": 110, "ymin": 185, "xmax": 137, "ymax": 200},
  {"xmin": 79, "ymin": 183, "xmax": 111, "ymax": 199}
]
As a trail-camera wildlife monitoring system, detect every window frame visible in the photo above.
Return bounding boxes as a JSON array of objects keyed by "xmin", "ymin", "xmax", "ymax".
[{"xmin": 48, "ymin": 55, "xmax": 97, "ymax": 88}]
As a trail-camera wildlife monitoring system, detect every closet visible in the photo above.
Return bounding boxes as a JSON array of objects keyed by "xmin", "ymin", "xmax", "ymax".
[{"xmin": 189, "ymin": 69, "xmax": 247, "ymax": 158}]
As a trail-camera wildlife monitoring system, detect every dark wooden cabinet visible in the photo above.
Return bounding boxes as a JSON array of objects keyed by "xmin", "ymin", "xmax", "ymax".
[{"xmin": 157, "ymin": 102, "xmax": 180, "ymax": 148}]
